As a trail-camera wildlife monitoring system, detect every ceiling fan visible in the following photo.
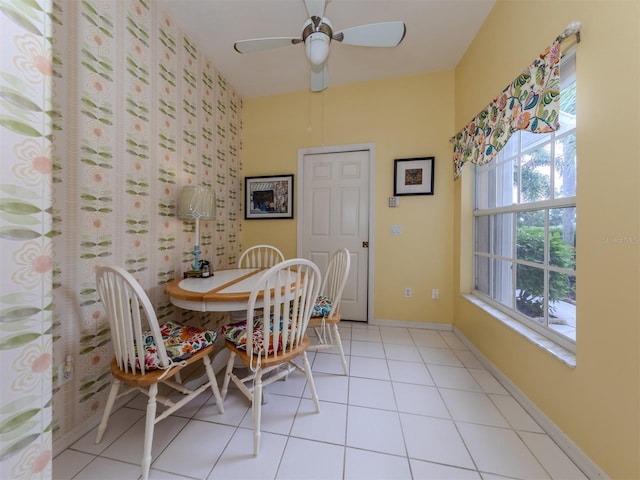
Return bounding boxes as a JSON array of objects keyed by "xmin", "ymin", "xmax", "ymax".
[{"xmin": 233, "ymin": 0, "xmax": 406, "ymax": 92}]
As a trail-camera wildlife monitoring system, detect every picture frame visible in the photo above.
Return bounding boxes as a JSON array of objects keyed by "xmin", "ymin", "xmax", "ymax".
[
  {"xmin": 245, "ymin": 174, "xmax": 294, "ymax": 219},
  {"xmin": 393, "ymin": 157, "xmax": 435, "ymax": 196}
]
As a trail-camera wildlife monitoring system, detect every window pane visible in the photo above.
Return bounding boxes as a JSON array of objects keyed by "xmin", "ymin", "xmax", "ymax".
[
  {"xmin": 501, "ymin": 133, "xmax": 520, "ymax": 158},
  {"xmin": 521, "ymin": 129, "xmax": 548, "ymax": 151},
  {"xmin": 555, "ymin": 132, "xmax": 576, "ymax": 198},
  {"xmin": 549, "ymin": 207, "xmax": 576, "ymax": 269},
  {"xmin": 475, "ymin": 216, "xmax": 490, "ymax": 254},
  {"xmin": 520, "ymin": 144, "xmax": 551, "ymax": 203},
  {"xmin": 487, "ymin": 166, "xmax": 496, "ymax": 209},
  {"xmin": 495, "ymin": 158, "xmax": 516, "ymax": 207},
  {"xmin": 493, "ymin": 213, "xmax": 513, "ymax": 258},
  {"xmin": 493, "ymin": 259, "xmax": 513, "ymax": 307},
  {"xmin": 475, "ymin": 165, "xmax": 491, "ymax": 210},
  {"xmin": 516, "ymin": 264, "xmax": 545, "ymax": 319},
  {"xmin": 517, "ymin": 210, "xmax": 545, "ymax": 263},
  {"xmin": 513, "ymin": 159, "xmax": 521, "ymax": 203},
  {"xmin": 475, "ymin": 255, "xmax": 490, "ymax": 295},
  {"xmin": 549, "ymin": 272, "xmax": 576, "ymax": 341},
  {"xmin": 475, "ymin": 164, "xmax": 498, "ymax": 209}
]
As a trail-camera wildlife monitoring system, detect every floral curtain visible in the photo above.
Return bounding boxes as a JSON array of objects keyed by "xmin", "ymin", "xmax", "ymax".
[{"xmin": 450, "ymin": 37, "xmax": 562, "ymax": 179}]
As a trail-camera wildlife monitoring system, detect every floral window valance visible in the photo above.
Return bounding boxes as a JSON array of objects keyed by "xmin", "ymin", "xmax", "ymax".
[{"xmin": 450, "ymin": 37, "xmax": 562, "ymax": 179}]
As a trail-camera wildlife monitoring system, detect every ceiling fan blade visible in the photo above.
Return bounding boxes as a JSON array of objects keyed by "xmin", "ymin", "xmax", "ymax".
[
  {"xmin": 234, "ymin": 37, "xmax": 301, "ymax": 54},
  {"xmin": 310, "ymin": 63, "xmax": 328, "ymax": 92},
  {"xmin": 304, "ymin": 0, "xmax": 326, "ymax": 20},
  {"xmin": 334, "ymin": 21, "xmax": 406, "ymax": 47}
]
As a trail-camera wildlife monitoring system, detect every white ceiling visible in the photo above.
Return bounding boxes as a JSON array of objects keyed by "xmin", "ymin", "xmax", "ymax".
[{"xmin": 156, "ymin": 0, "xmax": 495, "ymax": 99}]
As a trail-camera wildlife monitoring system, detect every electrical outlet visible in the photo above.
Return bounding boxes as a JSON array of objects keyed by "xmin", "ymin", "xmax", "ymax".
[
  {"xmin": 58, "ymin": 358, "xmax": 73, "ymax": 387},
  {"xmin": 432, "ymin": 288, "xmax": 440, "ymax": 300},
  {"xmin": 404, "ymin": 287, "xmax": 412, "ymax": 298}
]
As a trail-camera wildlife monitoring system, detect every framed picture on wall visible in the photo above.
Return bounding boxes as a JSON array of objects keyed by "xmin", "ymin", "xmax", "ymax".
[
  {"xmin": 245, "ymin": 174, "xmax": 294, "ymax": 219},
  {"xmin": 393, "ymin": 157, "xmax": 435, "ymax": 196}
]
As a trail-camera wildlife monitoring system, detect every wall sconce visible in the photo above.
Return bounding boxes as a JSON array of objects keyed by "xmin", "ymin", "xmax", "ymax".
[{"xmin": 177, "ymin": 185, "xmax": 215, "ymax": 271}]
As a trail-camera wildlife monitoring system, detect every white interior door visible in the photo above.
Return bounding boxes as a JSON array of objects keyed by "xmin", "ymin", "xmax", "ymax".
[{"xmin": 298, "ymin": 146, "xmax": 372, "ymax": 322}]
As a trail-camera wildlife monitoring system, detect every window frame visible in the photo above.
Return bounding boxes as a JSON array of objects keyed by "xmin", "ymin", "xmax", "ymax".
[{"xmin": 471, "ymin": 52, "xmax": 577, "ymax": 353}]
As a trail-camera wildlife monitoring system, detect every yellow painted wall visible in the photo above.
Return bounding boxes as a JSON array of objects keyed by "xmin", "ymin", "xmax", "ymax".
[
  {"xmin": 453, "ymin": 1, "xmax": 640, "ymax": 478},
  {"xmin": 242, "ymin": 72, "xmax": 455, "ymax": 324}
]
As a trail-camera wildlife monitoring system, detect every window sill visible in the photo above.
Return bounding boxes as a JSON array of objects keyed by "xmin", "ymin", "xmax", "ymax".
[{"xmin": 460, "ymin": 293, "xmax": 576, "ymax": 368}]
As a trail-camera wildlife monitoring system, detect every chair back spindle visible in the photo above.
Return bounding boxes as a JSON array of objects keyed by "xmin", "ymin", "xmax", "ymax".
[
  {"xmin": 96, "ymin": 266, "xmax": 170, "ymax": 375},
  {"xmin": 238, "ymin": 244, "xmax": 285, "ymax": 268},
  {"xmin": 246, "ymin": 259, "xmax": 320, "ymax": 370}
]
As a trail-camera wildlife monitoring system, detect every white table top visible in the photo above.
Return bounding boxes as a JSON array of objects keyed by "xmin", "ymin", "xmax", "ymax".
[{"xmin": 165, "ymin": 268, "xmax": 264, "ymax": 312}]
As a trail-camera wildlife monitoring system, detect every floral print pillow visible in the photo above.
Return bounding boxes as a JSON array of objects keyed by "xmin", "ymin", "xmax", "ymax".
[
  {"xmin": 312, "ymin": 295, "xmax": 333, "ymax": 318},
  {"xmin": 222, "ymin": 316, "xmax": 293, "ymax": 355},
  {"xmin": 135, "ymin": 321, "xmax": 217, "ymax": 371}
]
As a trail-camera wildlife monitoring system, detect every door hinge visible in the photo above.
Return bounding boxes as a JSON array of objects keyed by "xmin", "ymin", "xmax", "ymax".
[{"xmin": 362, "ymin": 241, "xmax": 369, "ymax": 248}]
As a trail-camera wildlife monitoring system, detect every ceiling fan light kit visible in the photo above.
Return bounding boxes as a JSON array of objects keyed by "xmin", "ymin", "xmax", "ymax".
[
  {"xmin": 233, "ymin": 0, "xmax": 406, "ymax": 92},
  {"xmin": 305, "ymin": 32, "xmax": 331, "ymax": 66}
]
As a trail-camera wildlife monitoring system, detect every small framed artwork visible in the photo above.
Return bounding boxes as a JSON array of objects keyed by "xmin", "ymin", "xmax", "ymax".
[
  {"xmin": 393, "ymin": 157, "xmax": 435, "ymax": 196},
  {"xmin": 245, "ymin": 174, "xmax": 294, "ymax": 219}
]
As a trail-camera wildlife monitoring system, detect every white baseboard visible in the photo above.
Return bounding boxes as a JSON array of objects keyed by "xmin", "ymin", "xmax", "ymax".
[{"xmin": 452, "ymin": 326, "xmax": 609, "ymax": 480}]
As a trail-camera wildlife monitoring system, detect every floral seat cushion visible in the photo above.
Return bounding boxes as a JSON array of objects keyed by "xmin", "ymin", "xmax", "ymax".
[
  {"xmin": 135, "ymin": 321, "xmax": 217, "ymax": 371},
  {"xmin": 311, "ymin": 295, "xmax": 333, "ymax": 318},
  {"xmin": 222, "ymin": 316, "xmax": 293, "ymax": 355}
]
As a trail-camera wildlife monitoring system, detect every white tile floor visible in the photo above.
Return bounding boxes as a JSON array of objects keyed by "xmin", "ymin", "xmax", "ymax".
[{"xmin": 53, "ymin": 322, "xmax": 589, "ymax": 479}]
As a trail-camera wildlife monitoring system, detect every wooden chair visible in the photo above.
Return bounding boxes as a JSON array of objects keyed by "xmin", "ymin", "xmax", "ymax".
[
  {"xmin": 238, "ymin": 244, "xmax": 285, "ymax": 268},
  {"xmin": 307, "ymin": 248, "xmax": 351, "ymax": 375},
  {"xmin": 94, "ymin": 266, "xmax": 224, "ymax": 480},
  {"xmin": 220, "ymin": 259, "xmax": 321, "ymax": 456}
]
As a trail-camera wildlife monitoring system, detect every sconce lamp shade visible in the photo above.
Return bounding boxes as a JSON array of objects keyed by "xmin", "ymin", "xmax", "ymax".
[{"xmin": 177, "ymin": 185, "xmax": 216, "ymax": 220}]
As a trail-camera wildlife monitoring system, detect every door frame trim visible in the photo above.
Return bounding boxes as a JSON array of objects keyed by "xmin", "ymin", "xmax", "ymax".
[{"xmin": 297, "ymin": 143, "xmax": 375, "ymax": 323}]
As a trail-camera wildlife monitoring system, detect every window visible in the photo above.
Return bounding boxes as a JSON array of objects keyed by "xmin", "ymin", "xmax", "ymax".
[{"xmin": 473, "ymin": 52, "xmax": 576, "ymax": 350}]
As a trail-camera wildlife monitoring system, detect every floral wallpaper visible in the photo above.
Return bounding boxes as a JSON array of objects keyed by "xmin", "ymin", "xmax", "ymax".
[
  {"xmin": 0, "ymin": 0, "xmax": 54, "ymax": 477},
  {"xmin": 0, "ymin": 0, "xmax": 242, "ymax": 476}
]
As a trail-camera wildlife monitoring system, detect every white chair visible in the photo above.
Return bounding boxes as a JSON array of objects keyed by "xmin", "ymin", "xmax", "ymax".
[
  {"xmin": 94, "ymin": 266, "xmax": 224, "ymax": 480},
  {"xmin": 238, "ymin": 244, "xmax": 285, "ymax": 268},
  {"xmin": 307, "ymin": 248, "xmax": 351, "ymax": 375},
  {"xmin": 220, "ymin": 259, "xmax": 322, "ymax": 456}
]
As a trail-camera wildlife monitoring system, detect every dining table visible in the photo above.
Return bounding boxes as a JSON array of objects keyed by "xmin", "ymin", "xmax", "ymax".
[
  {"xmin": 165, "ymin": 267, "xmax": 266, "ymax": 317},
  {"xmin": 164, "ymin": 266, "xmax": 298, "ymax": 397}
]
